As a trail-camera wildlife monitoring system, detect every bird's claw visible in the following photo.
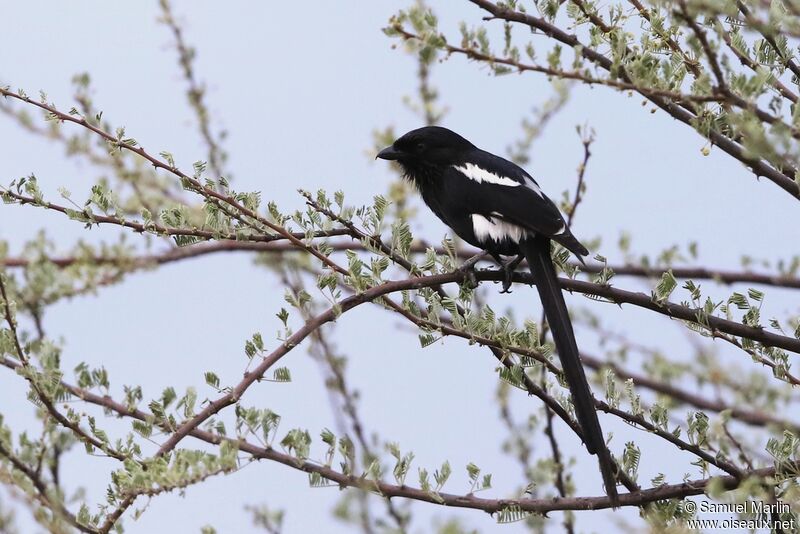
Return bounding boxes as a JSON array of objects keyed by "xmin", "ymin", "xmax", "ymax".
[
  {"xmin": 499, "ymin": 269, "xmax": 514, "ymax": 294},
  {"xmin": 496, "ymin": 253, "xmax": 523, "ymax": 294}
]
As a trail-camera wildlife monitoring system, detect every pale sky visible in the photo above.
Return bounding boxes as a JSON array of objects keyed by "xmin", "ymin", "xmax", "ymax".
[{"xmin": 1, "ymin": 2, "xmax": 797, "ymax": 533}]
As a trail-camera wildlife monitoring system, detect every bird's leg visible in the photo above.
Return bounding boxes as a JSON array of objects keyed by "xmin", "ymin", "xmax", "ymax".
[
  {"xmin": 458, "ymin": 250, "xmax": 489, "ymax": 288},
  {"xmin": 493, "ymin": 253, "xmax": 524, "ymax": 293}
]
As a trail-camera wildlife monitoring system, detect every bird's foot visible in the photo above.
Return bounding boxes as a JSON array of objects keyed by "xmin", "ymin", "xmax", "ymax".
[
  {"xmin": 499, "ymin": 270, "xmax": 513, "ymax": 294},
  {"xmin": 498, "ymin": 254, "xmax": 524, "ymax": 294}
]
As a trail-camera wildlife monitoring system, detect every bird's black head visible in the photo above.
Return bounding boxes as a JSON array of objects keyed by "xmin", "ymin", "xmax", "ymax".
[{"xmin": 376, "ymin": 126, "xmax": 476, "ymax": 180}]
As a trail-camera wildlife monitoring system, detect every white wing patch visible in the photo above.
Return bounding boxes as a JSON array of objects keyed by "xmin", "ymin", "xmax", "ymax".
[
  {"xmin": 454, "ymin": 163, "xmax": 521, "ymax": 187},
  {"xmin": 521, "ymin": 175, "xmax": 543, "ymax": 197},
  {"xmin": 471, "ymin": 214, "xmax": 529, "ymax": 244}
]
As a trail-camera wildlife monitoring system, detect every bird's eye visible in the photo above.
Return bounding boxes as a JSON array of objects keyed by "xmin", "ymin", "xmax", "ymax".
[{"xmin": 415, "ymin": 142, "xmax": 426, "ymax": 151}]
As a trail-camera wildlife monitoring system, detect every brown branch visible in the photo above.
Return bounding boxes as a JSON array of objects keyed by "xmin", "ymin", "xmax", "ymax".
[
  {"xmin": 0, "ymin": 187, "xmax": 352, "ymax": 245},
  {"xmin": 284, "ymin": 271, "xmax": 407, "ymax": 531},
  {"xmin": 5, "ymin": 239, "xmax": 796, "ymax": 447},
  {"xmin": 583, "ymin": 354, "xmax": 798, "ymax": 431},
  {"xmin": 385, "ymin": 296, "xmax": 743, "ymax": 478},
  {"xmin": 626, "ymin": 0, "xmax": 703, "ymax": 78},
  {"xmin": 293, "ymin": 197, "xmax": 636, "ymax": 492},
  {"xmin": 158, "ymin": 0, "xmax": 227, "ymax": 180},
  {"xmin": 0, "ymin": 86, "xmax": 356, "ymax": 283},
  {"xmin": 0, "ymin": 276, "xmax": 129, "ymax": 462},
  {"xmin": 565, "ymin": 129, "xmax": 592, "ymax": 227},
  {"xmin": 465, "ymin": 0, "xmax": 800, "ymax": 199},
  {"xmin": 388, "ymin": 299, "xmax": 799, "ymax": 432},
  {"xmin": 736, "ymin": 1, "xmax": 800, "ymax": 82},
  {"xmin": 97, "ymin": 270, "xmax": 483, "ymax": 531},
  {"xmin": 0, "ymin": 439, "xmax": 100, "ymax": 534},
  {"xmin": 576, "ymin": 279, "xmax": 800, "ymax": 353},
  {"xmin": 674, "ymin": 2, "xmax": 800, "ymax": 143},
  {"xmin": 391, "ymin": 27, "xmax": 726, "ymax": 104},
  {"xmin": 586, "ymin": 263, "xmax": 800, "ymax": 289},
  {"xmin": 602, "ymin": 398, "xmax": 742, "ymax": 477},
  {"xmin": 679, "ymin": 1, "xmax": 727, "ymax": 91},
  {"xmin": 718, "ymin": 23, "xmax": 799, "ymax": 103},
  {"xmin": 576, "ymin": 0, "xmax": 800, "ymax": 146},
  {"xmin": 5, "ymin": 242, "xmax": 800, "ymax": 290},
  {"xmin": 116, "ymin": 431, "xmax": 792, "ymax": 513},
  {"xmin": 0, "ymin": 353, "xmax": 782, "ymax": 516},
  {"xmin": 465, "ymin": 269, "xmax": 800, "ymax": 354}
]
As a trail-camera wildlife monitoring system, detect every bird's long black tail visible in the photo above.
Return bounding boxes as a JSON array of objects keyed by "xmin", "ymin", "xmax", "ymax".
[{"xmin": 521, "ymin": 235, "xmax": 619, "ymax": 505}]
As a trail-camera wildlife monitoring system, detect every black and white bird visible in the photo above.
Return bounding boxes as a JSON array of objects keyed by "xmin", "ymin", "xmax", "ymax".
[{"xmin": 377, "ymin": 126, "xmax": 619, "ymax": 504}]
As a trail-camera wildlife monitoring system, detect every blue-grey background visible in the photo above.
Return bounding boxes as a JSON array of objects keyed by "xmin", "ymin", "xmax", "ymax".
[{"xmin": 1, "ymin": 1, "xmax": 796, "ymax": 532}]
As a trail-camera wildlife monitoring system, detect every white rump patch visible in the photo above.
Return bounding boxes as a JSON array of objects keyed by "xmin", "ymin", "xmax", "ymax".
[
  {"xmin": 471, "ymin": 214, "xmax": 528, "ymax": 244},
  {"xmin": 454, "ymin": 163, "xmax": 521, "ymax": 187}
]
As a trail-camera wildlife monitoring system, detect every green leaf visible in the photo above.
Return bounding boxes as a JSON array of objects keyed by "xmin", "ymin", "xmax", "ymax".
[
  {"xmin": 205, "ymin": 372, "xmax": 220, "ymax": 389},
  {"xmin": 308, "ymin": 472, "xmax": 336, "ymax": 487},
  {"xmin": 271, "ymin": 367, "xmax": 291, "ymax": 383},
  {"xmin": 652, "ymin": 270, "xmax": 677, "ymax": 304},
  {"xmin": 497, "ymin": 505, "xmax": 531, "ymax": 523}
]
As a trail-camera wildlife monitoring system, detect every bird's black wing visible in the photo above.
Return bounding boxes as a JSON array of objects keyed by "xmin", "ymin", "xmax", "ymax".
[{"xmin": 444, "ymin": 150, "xmax": 588, "ymax": 257}]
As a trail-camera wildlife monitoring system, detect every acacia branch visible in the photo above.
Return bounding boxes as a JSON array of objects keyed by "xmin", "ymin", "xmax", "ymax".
[
  {"xmin": 5, "ymin": 242, "xmax": 800, "ymax": 290},
  {"xmin": 626, "ymin": 0, "xmax": 703, "ymax": 79},
  {"xmin": 278, "ymin": 246, "xmax": 738, "ymax": 483},
  {"xmin": 283, "ymin": 271, "xmax": 407, "ymax": 531},
  {"xmin": 0, "ymin": 253, "xmax": 768, "ymax": 519},
  {"xmin": 381, "ymin": 293, "xmax": 799, "ymax": 432},
  {"xmin": 0, "ymin": 86, "xmax": 355, "ymax": 281},
  {"xmin": 465, "ymin": 0, "xmax": 800, "ymax": 199},
  {"xmin": 379, "ymin": 295, "xmax": 744, "ymax": 478},
  {"xmin": 0, "ymin": 352, "xmax": 785, "ymax": 516},
  {"xmin": 6, "ymin": 238, "xmax": 798, "ymax": 423},
  {"xmin": 390, "ymin": 27, "xmax": 726, "ymax": 104},
  {"xmin": 736, "ymin": 1, "xmax": 800, "ymax": 82},
  {"xmin": 583, "ymin": 354, "xmax": 798, "ymax": 431},
  {"xmin": 158, "ymin": 0, "xmax": 227, "ymax": 180},
  {"xmin": 0, "ymin": 439, "xmax": 99, "ymax": 534},
  {"xmin": 97, "ymin": 270, "xmax": 488, "ymax": 530},
  {"xmin": 96, "ymin": 429, "xmax": 800, "ymax": 513},
  {"xmin": 537, "ymin": 272, "xmax": 800, "ymax": 354},
  {"xmin": 386, "ymin": 268, "xmax": 800, "ymax": 354},
  {"xmin": 0, "ymin": 187, "xmax": 351, "ymax": 245},
  {"xmin": 718, "ymin": 22, "xmax": 799, "ymax": 103},
  {"xmin": 6, "ymin": 229, "xmax": 797, "ymax": 436},
  {"xmin": 678, "ymin": 1, "xmax": 727, "ymax": 91},
  {"xmin": 0, "ymin": 276, "xmax": 129, "ymax": 462}
]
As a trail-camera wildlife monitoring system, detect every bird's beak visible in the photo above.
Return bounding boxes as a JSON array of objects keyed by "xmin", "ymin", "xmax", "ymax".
[{"xmin": 376, "ymin": 146, "xmax": 402, "ymax": 161}]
